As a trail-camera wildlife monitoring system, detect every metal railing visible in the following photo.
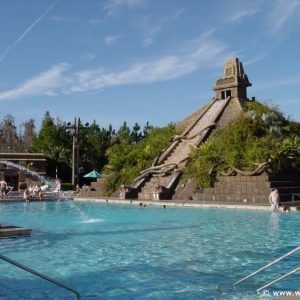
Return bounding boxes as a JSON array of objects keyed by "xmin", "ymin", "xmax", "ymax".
[
  {"xmin": 233, "ymin": 245, "xmax": 300, "ymax": 292},
  {"xmin": 0, "ymin": 253, "xmax": 81, "ymax": 299}
]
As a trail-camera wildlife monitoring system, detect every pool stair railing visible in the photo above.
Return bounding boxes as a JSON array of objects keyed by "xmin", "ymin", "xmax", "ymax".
[
  {"xmin": 233, "ymin": 245, "xmax": 300, "ymax": 292},
  {"xmin": 0, "ymin": 253, "xmax": 81, "ymax": 299}
]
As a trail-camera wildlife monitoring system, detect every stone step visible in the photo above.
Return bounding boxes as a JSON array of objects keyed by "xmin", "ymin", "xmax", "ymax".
[
  {"xmin": 214, "ymin": 182, "xmax": 271, "ymax": 188},
  {"xmin": 175, "ymin": 102, "xmax": 211, "ymax": 131},
  {"xmin": 214, "ymin": 185, "xmax": 300, "ymax": 194},
  {"xmin": 138, "ymin": 192, "xmax": 152, "ymax": 200},
  {"xmin": 215, "ymin": 175, "xmax": 300, "ymax": 183},
  {"xmin": 148, "ymin": 176, "xmax": 170, "ymax": 185},
  {"xmin": 193, "ymin": 192, "xmax": 296, "ymax": 203},
  {"xmin": 161, "ymin": 99, "xmax": 225, "ymax": 167}
]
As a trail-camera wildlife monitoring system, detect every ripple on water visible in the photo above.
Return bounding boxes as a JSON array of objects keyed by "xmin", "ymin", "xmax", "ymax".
[{"xmin": 0, "ymin": 202, "xmax": 299, "ymax": 299}]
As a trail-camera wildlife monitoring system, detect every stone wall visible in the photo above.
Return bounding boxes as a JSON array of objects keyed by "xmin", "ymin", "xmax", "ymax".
[{"xmin": 192, "ymin": 174, "xmax": 300, "ymax": 203}]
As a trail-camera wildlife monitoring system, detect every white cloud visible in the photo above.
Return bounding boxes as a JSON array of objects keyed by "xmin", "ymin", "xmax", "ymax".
[
  {"xmin": 243, "ymin": 52, "xmax": 269, "ymax": 65},
  {"xmin": 80, "ymin": 53, "xmax": 97, "ymax": 61},
  {"xmin": 0, "ymin": 37, "xmax": 228, "ymax": 101},
  {"xmin": 102, "ymin": 0, "xmax": 146, "ymax": 16},
  {"xmin": 268, "ymin": 0, "xmax": 300, "ymax": 34},
  {"xmin": 253, "ymin": 76, "xmax": 300, "ymax": 92},
  {"xmin": 0, "ymin": 63, "xmax": 70, "ymax": 100},
  {"xmin": 104, "ymin": 35, "xmax": 120, "ymax": 45},
  {"xmin": 173, "ymin": 8, "xmax": 185, "ymax": 19},
  {"xmin": 90, "ymin": 19, "xmax": 103, "ymax": 25},
  {"xmin": 140, "ymin": 9, "xmax": 185, "ymax": 47},
  {"xmin": 142, "ymin": 25, "xmax": 161, "ymax": 46},
  {"xmin": 226, "ymin": 8, "xmax": 260, "ymax": 23}
]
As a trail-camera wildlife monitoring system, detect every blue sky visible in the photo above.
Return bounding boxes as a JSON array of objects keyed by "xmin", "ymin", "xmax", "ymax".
[{"xmin": 0, "ymin": 0, "xmax": 300, "ymax": 132}]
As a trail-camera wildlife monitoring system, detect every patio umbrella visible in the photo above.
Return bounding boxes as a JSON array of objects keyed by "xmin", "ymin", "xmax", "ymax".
[{"xmin": 83, "ymin": 170, "xmax": 102, "ymax": 178}]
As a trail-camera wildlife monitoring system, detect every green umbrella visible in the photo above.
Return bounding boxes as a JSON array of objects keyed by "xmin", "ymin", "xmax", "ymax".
[{"xmin": 83, "ymin": 170, "xmax": 102, "ymax": 178}]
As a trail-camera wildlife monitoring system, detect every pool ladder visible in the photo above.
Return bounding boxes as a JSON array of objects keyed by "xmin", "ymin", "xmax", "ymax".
[
  {"xmin": 233, "ymin": 245, "xmax": 300, "ymax": 292},
  {"xmin": 0, "ymin": 253, "xmax": 81, "ymax": 299}
]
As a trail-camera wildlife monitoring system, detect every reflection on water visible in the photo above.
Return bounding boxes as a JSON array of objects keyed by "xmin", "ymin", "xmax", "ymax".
[{"xmin": 270, "ymin": 212, "xmax": 280, "ymax": 230}]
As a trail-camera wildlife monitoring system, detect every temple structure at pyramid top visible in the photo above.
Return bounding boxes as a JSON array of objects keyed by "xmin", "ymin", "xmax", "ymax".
[{"xmin": 213, "ymin": 57, "xmax": 252, "ymax": 100}]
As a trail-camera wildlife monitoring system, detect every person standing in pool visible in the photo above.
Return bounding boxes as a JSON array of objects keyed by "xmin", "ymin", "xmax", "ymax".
[
  {"xmin": 23, "ymin": 189, "xmax": 30, "ymax": 202},
  {"xmin": 0, "ymin": 179, "xmax": 7, "ymax": 199},
  {"xmin": 38, "ymin": 186, "xmax": 43, "ymax": 201},
  {"xmin": 269, "ymin": 188, "xmax": 280, "ymax": 212},
  {"xmin": 55, "ymin": 179, "xmax": 61, "ymax": 192}
]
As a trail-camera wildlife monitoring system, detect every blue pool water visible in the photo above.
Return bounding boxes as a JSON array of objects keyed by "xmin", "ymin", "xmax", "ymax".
[{"xmin": 0, "ymin": 201, "xmax": 299, "ymax": 300}]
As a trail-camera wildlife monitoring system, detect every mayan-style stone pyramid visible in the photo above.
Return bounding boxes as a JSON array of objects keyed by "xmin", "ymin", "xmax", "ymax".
[{"xmin": 117, "ymin": 58, "xmax": 300, "ymax": 204}]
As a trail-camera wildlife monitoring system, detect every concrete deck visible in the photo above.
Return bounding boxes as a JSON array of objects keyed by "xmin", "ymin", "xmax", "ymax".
[
  {"xmin": 2, "ymin": 194, "xmax": 300, "ymax": 211},
  {"xmin": 0, "ymin": 196, "xmax": 72, "ymax": 203},
  {"xmin": 68, "ymin": 196, "xmax": 300, "ymax": 211},
  {"xmin": 73, "ymin": 196, "xmax": 300, "ymax": 211}
]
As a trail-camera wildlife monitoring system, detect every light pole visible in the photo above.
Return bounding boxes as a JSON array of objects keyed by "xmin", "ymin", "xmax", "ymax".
[
  {"xmin": 65, "ymin": 118, "xmax": 90, "ymax": 186},
  {"xmin": 0, "ymin": 130, "xmax": 3, "ymax": 152}
]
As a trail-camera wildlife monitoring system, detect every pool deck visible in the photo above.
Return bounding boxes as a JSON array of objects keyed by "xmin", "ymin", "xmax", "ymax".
[
  {"xmin": 1, "ymin": 195, "xmax": 300, "ymax": 211},
  {"xmin": 73, "ymin": 196, "xmax": 300, "ymax": 211},
  {"xmin": 0, "ymin": 196, "xmax": 70, "ymax": 203},
  {"xmin": 2, "ymin": 194, "xmax": 300, "ymax": 211}
]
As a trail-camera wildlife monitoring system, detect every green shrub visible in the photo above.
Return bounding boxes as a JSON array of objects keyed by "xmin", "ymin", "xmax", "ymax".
[
  {"xmin": 185, "ymin": 100, "xmax": 300, "ymax": 189},
  {"xmin": 61, "ymin": 183, "xmax": 73, "ymax": 191},
  {"xmin": 103, "ymin": 124, "xmax": 181, "ymax": 195}
]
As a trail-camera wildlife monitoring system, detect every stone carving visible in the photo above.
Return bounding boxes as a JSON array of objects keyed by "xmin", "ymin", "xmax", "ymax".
[
  {"xmin": 154, "ymin": 185, "xmax": 163, "ymax": 193},
  {"xmin": 133, "ymin": 161, "xmax": 184, "ymax": 183},
  {"xmin": 216, "ymin": 77, "xmax": 235, "ymax": 86},
  {"xmin": 120, "ymin": 184, "xmax": 129, "ymax": 192},
  {"xmin": 209, "ymin": 161, "xmax": 272, "ymax": 176},
  {"xmin": 131, "ymin": 123, "xmax": 216, "ymax": 184},
  {"xmin": 226, "ymin": 68, "xmax": 233, "ymax": 76}
]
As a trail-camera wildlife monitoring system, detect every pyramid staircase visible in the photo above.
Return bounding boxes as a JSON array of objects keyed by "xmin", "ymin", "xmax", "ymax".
[{"xmin": 120, "ymin": 97, "xmax": 231, "ymax": 200}]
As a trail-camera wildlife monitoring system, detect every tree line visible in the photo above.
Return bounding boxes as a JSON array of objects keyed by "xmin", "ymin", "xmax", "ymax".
[
  {"xmin": 2, "ymin": 99, "xmax": 300, "ymax": 196},
  {"xmin": 0, "ymin": 111, "xmax": 163, "ymax": 186}
]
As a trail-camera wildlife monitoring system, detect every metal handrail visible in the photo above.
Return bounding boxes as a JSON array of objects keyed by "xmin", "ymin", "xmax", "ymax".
[
  {"xmin": 257, "ymin": 266, "xmax": 300, "ymax": 292},
  {"xmin": 233, "ymin": 245, "xmax": 300, "ymax": 291},
  {"xmin": 0, "ymin": 253, "xmax": 81, "ymax": 299}
]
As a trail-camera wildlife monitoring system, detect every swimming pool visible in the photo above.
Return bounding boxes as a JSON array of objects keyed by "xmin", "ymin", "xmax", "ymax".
[{"xmin": 0, "ymin": 201, "xmax": 299, "ymax": 299}]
